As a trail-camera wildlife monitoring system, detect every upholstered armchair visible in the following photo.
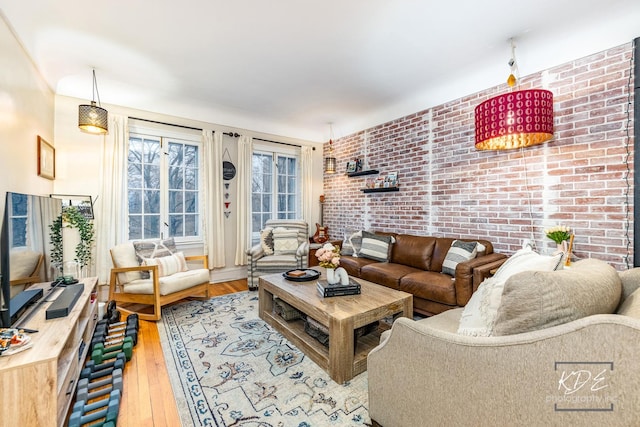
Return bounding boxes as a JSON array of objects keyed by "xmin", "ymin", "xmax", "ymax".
[
  {"xmin": 247, "ymin": 219, "xmax": 309, "ymax": 290},
  {"xmin": 109, "ymin": 240, "xmax": 210, "ymax": 321}
]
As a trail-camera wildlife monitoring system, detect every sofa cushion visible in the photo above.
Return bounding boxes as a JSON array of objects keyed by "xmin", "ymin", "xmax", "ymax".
[
  {"xmin": 390, "ymin": 234, "xmax": 435, "ymax": 270},
  {"xmin": 361, "ymin": 262, "xmax": 420, "ymax": 290},
  {"xmin": 457, "ymin": 248, "xmax": 563, "ymax": 336},
  {"xmin": 260, "ymin": 227, "xmax": 274, "ymax": 255},
  {"xmin": 400, "ymin": 271, "xmax": 457, "ymax": 305},
  {"xmin": 617, "ymin": 287, "xmax": 640, "ymax": 318},
  {"xmin": 340, "ymin": 255, "xmax": 377, "ymax": 277},
  {"xmin": 9, "ymin": 250, "xmax": 41, "ymax": 280},
  {"xmin": 441, "ymin": 240, "xmax": 478, "ymax": 276},
  {"xmin": 142, "ymin": 252, "xmax": 188, "ymax": 277},
  {"xmin": 111, "ymin": 242, "xmax": 144, "ymax": 283},
  {"xmin": 123, "ymin": 268, "xmax": 209, "ymax": 295},
  {"xmin": 493, "ymin": 258, "xmax": 621, "ymax": 335},
  {"xmin": 360, "ymin": 231, "xmax": 394, "ymax": 262},
  {"xmin": 272, "ymin": 227, "xmax": 299, "ymax": 255},
  {"xmin": 133, "ymin": 238, "xmax": 177, "ymax": 279}
]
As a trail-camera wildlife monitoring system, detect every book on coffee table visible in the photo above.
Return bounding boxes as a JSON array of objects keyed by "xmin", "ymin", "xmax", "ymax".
[{"xmin": 317, "ymin": 279, "xmax": 361, "ymax": 298}]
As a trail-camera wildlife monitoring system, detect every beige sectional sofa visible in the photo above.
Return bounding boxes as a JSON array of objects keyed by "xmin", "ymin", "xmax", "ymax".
[{"xmin": 367, "ymin": 258, "xmax": 640, "ymax": 427}]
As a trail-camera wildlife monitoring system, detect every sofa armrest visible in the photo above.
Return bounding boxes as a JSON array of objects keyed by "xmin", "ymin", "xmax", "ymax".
[
  {"xmin": 453, "ymin": 252, "xmax": 508, "ymax": 306},
  {"xmin": 472, "ymin": 253, "xmax": 508, "ymax": 291},
  {"xmin": 368, "ymin": 313, "xmax": 640, "ymax": 427},
  {"xmin": 185, "ymin": 254, "xmax": 209, "ymax": 270},
  {"xmin": 247, "ymin": 243, "xmax": 264, "ymax": 258}
]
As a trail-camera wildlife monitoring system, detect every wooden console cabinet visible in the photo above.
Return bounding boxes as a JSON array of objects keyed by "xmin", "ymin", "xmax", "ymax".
[{"xmin": 0, "ymin": 277, "xmax": 99, "ymax": 427}]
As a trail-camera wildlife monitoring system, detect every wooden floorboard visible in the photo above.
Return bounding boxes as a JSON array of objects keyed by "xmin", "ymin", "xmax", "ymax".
[{"xmin": 94, "ymin": 279, "xmax": 249, "ymax": 426}]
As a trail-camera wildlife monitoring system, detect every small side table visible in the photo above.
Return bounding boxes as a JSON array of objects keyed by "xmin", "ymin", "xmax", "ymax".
[{"xmin": 308, "ymin": 239, "xmax": 342, "ymax": 267}]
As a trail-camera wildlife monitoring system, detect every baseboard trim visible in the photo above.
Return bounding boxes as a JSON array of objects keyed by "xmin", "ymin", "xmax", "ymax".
[{"xmin": 210, "ymin": 266, "xmax": 247, "ymax": 283}]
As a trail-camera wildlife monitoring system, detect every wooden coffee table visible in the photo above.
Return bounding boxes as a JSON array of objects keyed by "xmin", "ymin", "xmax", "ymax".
[{"xmin": 258, "ymin": 270, "xmax": 413, "ymax": 384}]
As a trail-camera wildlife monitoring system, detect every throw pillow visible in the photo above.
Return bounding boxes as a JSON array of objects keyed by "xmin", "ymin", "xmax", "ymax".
[
  {"xmin": 142, "ymin": 252, "xmax": 188, "ymax": 277},
  {"xmin": 341, "ymin": 229, "xmax": 363, "ymax": 257},
  {"xmin": 617, "ymin": 287, "xmax": 640, "ymax": 319},
  {"xmin": 260, "ymin": 227, "xmax": 274, "ymax": 255},
  {"xmin": 442, "ymin": 240, "xmax": 478, "ymax": 276},
  {"xmin": 457, "ymin": 247, "xmax": 563, "ymax": 336},
  {"xmin": 133, "ymin": 238, "xmax": 177, "ymax": 279},
  {"xmin": 272, "ymin": 227, "xmax": 299, "ymax": 255},
  {"xmin": 493, "ymin": 258, "xmax": 621, "ymax": 335},
  {"xmin": 359, "ymin": 231, "xmax": 393, "ymax": 262}
]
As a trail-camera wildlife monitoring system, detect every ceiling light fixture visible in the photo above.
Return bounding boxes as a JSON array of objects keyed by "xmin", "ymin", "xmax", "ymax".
[
  {"xmin": 78, "ymin": 69, "xmax": 108, "ymax": 134},
  {"xmin": 474, "ymin": 40, "xmax": 554, "ymax": 150},
  {"xmin": 324, "ymin": 123, "xmax": 336, "ymax": 174}
]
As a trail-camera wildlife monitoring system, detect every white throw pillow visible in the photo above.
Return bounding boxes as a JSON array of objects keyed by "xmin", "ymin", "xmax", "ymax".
[
  {"xmin": 272, "ymin": 227, "xmax": 299, "ymax": 255},
  {"xmin": 143, "ymin": 252, "xmax": 188, "ymax": 277},
  {"xmin": 457, "ymin": 247, "xmax": 563, "ymax": 336}
]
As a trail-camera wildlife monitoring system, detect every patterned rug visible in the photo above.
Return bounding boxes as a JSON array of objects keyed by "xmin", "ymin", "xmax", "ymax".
[{"xmin": 157, "ymin": 291, "xmax": 371, "ymax": 427}]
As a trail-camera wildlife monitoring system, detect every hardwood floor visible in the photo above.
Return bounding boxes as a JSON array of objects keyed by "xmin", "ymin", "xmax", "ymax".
[{"xmin": 114, "ymin": 279, "xmax": 249, "ymax": 426}]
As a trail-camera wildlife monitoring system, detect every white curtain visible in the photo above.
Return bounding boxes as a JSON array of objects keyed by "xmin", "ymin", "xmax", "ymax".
[
  {"xmin": 234, "ymin": 135, "xmax": 253, "ymax": 265},
  {"xmin": 202, "ymin": 129, "xmax": 225, "ymax": 268},
  {"xmin": 95, "ymin": 115, "xmax": 128, "ymax": 284},
  {"xmin": 300, "ymin": 145, "xmax": 314, "ymax": 226}
]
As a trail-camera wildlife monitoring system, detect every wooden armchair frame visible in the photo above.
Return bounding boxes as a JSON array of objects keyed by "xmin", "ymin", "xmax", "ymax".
[{"xmin": 108, "ymin": 254, "xmax": 210, "ymax": 321}]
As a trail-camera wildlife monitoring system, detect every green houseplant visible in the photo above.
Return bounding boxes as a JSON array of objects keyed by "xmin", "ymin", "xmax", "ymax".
[{"xmin": 49, "ymin": 206, "xmax": 95, "ymax": 277}]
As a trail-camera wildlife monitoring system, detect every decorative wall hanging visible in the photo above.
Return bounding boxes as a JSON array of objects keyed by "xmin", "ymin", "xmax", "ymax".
[{"xmin": 222, "ymin": 148, "xmax": 236, "ymax": 180}]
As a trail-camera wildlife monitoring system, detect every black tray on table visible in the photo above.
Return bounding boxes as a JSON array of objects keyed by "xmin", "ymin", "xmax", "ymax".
[{"xmin": 283, "ymin": 268, "xmax": 321, "ymax": 282}]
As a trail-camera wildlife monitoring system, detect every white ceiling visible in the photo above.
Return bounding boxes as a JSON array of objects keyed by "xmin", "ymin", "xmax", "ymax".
[{"xmin": 1, "ymin": 1, "xmax": 639, "ymax": 142}]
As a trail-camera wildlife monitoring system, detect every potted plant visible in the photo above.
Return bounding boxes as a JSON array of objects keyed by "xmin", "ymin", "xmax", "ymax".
[{"xmin": 49, "ymin": 206, "xmax": 95, "ymax": 278}]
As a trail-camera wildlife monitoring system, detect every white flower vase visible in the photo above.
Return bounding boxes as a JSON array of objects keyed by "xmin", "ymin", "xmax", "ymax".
[{"xmin": 326, "ymin": 268, "xmax": 338, "ymax": 284}]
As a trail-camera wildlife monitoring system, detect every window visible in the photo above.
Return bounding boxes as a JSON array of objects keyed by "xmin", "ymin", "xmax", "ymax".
[
  {"xmin": 251, "ymin": 146, "xmax": 300, "ymax": 241},
  {"xmin": 9, "ymin": 193, "xmax": 28, "ymax": 248},
  {"xmin": 127, "ymin": 130, "xmax": 201, "ymax": 241}
]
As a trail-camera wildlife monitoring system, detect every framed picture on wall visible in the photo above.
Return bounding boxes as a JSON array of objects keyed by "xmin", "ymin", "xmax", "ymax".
[
  {"xmin": 346, "ymin": 161, "xmax": 357, "ymax": 173},
  {"xmin": 37, "ymin": 136, "xmax": 55, "ymax": 180}
]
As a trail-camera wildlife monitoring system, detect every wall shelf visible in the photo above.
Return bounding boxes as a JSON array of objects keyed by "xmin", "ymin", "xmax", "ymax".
[
  {"xmin": 361, "ymin": 187, "xmax": 399, "ymax": 193},
  {"xmin": 347, "ymin": 169, "xmax": 379, "ymax": 177}
]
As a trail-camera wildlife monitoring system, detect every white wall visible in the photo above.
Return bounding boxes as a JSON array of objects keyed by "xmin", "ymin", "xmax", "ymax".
[{"xmin": 0, "ymin": 15, "xmax": 55, "ymax": 215}]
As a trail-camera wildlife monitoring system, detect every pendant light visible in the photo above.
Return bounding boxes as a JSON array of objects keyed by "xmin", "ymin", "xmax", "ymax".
[
  {"xmin": 324, "ymin": 123, "xmax": 337, "ymax": 174},
  {"xmin": 475, "ymin": 40, "xmax": 554, "ymax": 150},
  {"xmin": 78, "ymin": 69, "xmax": 108, "ymax": 134}
]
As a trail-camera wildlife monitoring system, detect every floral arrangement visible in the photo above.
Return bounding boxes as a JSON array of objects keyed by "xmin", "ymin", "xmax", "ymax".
[
  {"xmin": 316, "ymin": 243, "xmax": 340, "ymax": 269},
  {"xmin": 544, "ymin": 225, "xmax": 571, "ymax": 244}
]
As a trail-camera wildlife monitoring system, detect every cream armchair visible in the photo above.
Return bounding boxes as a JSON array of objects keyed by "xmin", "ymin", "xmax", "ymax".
[
  {"xmin": 367, "ymin": 260, "xmax": 640, "ymax": 427},
  {"xmin": 247, "ymin": 219, "xmax": 309, "ymax": 290},
  {"xmin": 109, "ymin": 241, "xmax": 210, "ymax": 321}
]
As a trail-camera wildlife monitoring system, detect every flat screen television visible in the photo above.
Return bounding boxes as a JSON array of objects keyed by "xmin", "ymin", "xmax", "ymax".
[{"xmin": 0, "ymin": 192, "xmax": 62, "ymax": 328}]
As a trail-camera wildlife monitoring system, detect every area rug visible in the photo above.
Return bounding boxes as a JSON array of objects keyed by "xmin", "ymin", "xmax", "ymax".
[{"xmin": 157, "ymin": 291, "xmax": 371, "ymax": 427}]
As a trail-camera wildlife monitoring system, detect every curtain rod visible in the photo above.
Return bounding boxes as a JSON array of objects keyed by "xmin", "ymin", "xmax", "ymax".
[
  {"xmin": 129, "ymin": 116, "xmax": 202, "ymax": 131},
  {"xmin": 128, "ymin": 117, "xmax": 313, "ymax": 150}
]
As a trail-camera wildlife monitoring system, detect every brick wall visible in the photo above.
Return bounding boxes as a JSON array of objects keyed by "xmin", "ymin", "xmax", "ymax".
[{"xmin": 323, "ymin": 42, "xmax": 635, "ymax": 270}]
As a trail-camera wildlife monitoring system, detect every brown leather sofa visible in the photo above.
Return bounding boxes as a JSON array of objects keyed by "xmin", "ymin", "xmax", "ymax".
[{"xmin": 340, "ymin": 233, "xmax": 506, "ymax": 317}]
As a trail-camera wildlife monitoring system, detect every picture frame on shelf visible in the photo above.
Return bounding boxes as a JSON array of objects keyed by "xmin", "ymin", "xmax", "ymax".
[
  {"xmin": 37, "ymin": 136, "xmax": 55, "ymax": 180},
  {"xmin": 346, "ymin": 161, "xmax": 357, "ymax": 173},
  {"xmin": 50, "ymin": 194, "xmax": 94, "ymax": 220},
  {"xmin": 355, "ymin": 158, "xmax": 363, "ymax": 172},
  {"xmin": 386, "ymin": 171, "xmax": 398, "ymax": 187}
]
